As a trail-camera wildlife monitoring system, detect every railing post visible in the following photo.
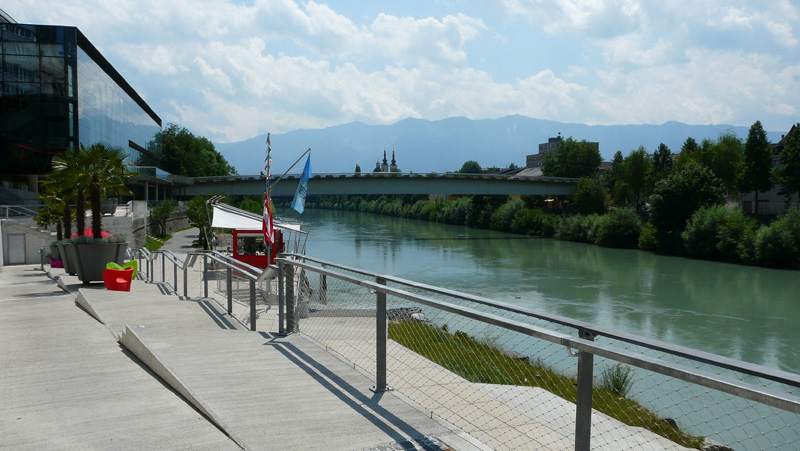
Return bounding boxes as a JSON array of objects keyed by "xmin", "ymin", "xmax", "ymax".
[
  {"xmin": 226, "ymin": 267, "xmax": 232, "ymax": 315},
  {"xmin": 173, "ymin": 263, "xmax": 177, "ymax": 292},
  {"xmin": 203, "ymin": 254, "xmax": 208, "ymax": 298},
  {"xmin": 575, "ymin": 330, "xmax": 595, "ymax": 451},
  {"xmin": 372, "ymin": 276, "xmax": 388, "ymax": 393},
  {"xmin": 249, "ymin": 278, "xmax": 257, "ymax": 331},
  {"xmin": 161, "ymin": 254, "xmax": 165, "ymax": 283},
  {"xmin": 320, "ymin": 263, "xmax": 327, "ymax": 304},
  {"xmin": 285, "ymin": 264, "xmax": 296, "ymax": 333},
  {"xmin": 278, "ymin": 262, "xmax": 285, "ymax": 335},
  {"xmin": 183, "ymin": 265, "xmax": 188, "ymax": 297},
  {"xmin": 149, "ymin": 255, "xmax": 154, "ymax": 283}
]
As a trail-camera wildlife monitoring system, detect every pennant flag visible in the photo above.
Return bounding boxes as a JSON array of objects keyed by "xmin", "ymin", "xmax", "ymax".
[
  {"xmin": 290, "ymin": 155, "xmax": 312, "ymax": 214},
  {"xmin": 263, "ymin": 133, "xmax": 274, "ymax": 245},
  {"xmin": 263, "ymin": 194, "xmax": 274, "ymax": 245}
]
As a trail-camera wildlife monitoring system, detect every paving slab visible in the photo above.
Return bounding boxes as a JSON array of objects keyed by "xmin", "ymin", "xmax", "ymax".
[
  {"xmin": 0, "ymin": 265, "xmax": 240, "ymax": 450},
  {"xmin": 118, "ymin": 325, "xmax": 486, "ymax": 451}
]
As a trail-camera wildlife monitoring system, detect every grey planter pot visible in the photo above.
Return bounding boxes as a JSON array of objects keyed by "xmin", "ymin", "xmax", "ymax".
[
  {"xmin": 60, "ymin": 243, "xmax": 78, "ymax": 276},
  {"xmin": 74, "ymin": 242, "xmax": 128, "ymax": 285},
  {"xmin": 50, "ymin": 243, "xmax": 60, "ymax": 261}
]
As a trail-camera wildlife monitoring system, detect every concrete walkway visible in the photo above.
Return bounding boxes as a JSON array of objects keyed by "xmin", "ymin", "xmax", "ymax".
[
  {"xmin": 0, "ymin": 265, "xmax": 239, "ymax": 450},
  {"xmin": 1, "ymin": 264, "xmax": 487, "ymax": 450}
]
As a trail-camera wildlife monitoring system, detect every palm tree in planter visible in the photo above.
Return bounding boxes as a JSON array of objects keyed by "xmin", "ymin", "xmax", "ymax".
[
  {"xmin": 43, "ymin": 150, "xmax": 83, "ymax": 275},
  {"xmin": 71, "ymin": 143, "xmax": 136, "ymax": 284}
]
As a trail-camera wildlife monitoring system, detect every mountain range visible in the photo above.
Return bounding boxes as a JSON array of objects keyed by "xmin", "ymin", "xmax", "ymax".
[{"xmin": 214, "ymin": 115, "xmax": 787, "ymax": 175}]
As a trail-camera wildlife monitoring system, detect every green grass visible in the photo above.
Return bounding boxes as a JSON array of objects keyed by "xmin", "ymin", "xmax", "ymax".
[
  {"xmin": 388, "ymin": 321, "xmax": 704, "ymax": 449},
  {"xmin": 144, "ymin": 234, "xmax": 172, "ymax": 252}
]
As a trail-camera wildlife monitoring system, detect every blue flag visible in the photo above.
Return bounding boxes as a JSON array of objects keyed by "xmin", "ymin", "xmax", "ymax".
[{"xmin": 290, "ymin": 156, "xmax": 312, "ymax": 214}]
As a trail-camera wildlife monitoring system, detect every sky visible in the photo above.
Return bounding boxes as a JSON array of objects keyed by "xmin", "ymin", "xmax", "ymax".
[{"xmin": 8, "ymin": 0, "xmax": 800, "ymax": 144}]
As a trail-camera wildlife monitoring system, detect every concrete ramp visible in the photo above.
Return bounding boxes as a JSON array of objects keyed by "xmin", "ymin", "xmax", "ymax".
[
  {"xmin": 117, "ymin": 321, "xmax": 485, "ymax": 451},
  {"xmin": 0, "ymin": 266, "xmax": 240, "ymax": 450}
]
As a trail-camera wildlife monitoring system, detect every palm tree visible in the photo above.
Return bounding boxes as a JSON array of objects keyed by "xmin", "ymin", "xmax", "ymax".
[
  {"xmin": 45, "ymin": 148, "xmax": 82, "ymax": 238},
  {"xmin": 76, "ymin": 143, "xmax": 135, "ymax": 239}
]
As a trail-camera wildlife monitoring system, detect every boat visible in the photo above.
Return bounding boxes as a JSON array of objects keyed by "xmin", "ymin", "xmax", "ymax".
[{"xmin": 208, "ymin": 200, "xmax": 308, "ymax": 269}]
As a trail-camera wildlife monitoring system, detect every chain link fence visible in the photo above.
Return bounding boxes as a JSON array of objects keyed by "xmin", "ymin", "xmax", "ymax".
[
  {"xmin": 133, "ymin": 249, "xmax": 800, "ymax": 450},
  {"xmin": 278, "ymin": 255, "xmax": 800, "ymax": 451}
]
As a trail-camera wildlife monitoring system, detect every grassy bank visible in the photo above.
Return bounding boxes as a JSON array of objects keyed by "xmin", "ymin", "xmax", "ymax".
[{"xmin": 388, "ymin": 320, "xmax": 704, "ymax": 449}]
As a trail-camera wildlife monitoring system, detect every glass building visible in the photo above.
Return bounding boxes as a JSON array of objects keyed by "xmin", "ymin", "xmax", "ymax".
[{"xmin": 0, "ymin": 20, "xmax": 161, "ymax": 200}]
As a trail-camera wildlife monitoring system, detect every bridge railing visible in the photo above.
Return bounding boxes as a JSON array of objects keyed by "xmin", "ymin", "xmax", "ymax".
[{"xmin": 275, "ymin": 254, "xmax": 800, "ymax": 451}]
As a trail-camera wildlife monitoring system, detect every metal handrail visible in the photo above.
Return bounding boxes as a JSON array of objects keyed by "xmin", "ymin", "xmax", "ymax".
[
  {"xmin": 0, "ymin": 204, "xmax": 41, "ymax": 218},
  {"xmin": 281, "ymin": 253, "xmax": 800, "ymax": 390},
  {"xmin": 131, "ymin": 247, "xmax": 280, "ymax": 331},
  {"xmin": 276, "ymin": 256, "xmax": 800, "ymax": 451}
]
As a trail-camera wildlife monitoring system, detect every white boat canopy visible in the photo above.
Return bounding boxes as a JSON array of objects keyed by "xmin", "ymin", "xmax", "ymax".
[{"xmin": 211, "ymin": 203, "xmax": 303, "ymax": 233}]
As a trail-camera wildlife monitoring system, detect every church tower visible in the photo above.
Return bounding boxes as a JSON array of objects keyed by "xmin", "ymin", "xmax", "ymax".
[
  {"xmin": 390, "ymin": 150, "xmax": 398, "ymax": 172},
  {"xmin": 381, "ymin": 148, "xmax": 389, "ymax": 172}
]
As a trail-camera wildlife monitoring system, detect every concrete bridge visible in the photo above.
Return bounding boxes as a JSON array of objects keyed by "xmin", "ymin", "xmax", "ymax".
[{"xmin": 183, "ymin": 172, "xmax": 577, "ymax": 197}]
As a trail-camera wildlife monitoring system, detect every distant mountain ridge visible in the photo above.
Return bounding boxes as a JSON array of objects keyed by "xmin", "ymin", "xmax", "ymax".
[{"xmin": 214, "ymin": 115, "xmax": 787, "ymax": 175}]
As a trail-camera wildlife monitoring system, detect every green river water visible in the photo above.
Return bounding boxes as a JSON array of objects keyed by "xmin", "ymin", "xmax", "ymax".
[{"xmin": 281, "ymin": 207, "xmax": 800, "ymax": 375}]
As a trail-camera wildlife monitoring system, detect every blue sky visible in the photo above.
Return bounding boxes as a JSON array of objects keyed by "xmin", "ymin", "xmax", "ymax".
[{"xmin": 7, "ymin": 0, "xmax": 800, "ymax": 143}]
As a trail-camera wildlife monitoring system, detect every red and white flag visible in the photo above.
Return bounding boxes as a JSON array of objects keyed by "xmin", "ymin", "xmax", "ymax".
[{"xmin": 263, "ymin": 133, "xmax": 274, "ymax": 245}]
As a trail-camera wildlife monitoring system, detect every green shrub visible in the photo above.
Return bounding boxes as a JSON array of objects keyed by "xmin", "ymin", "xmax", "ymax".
[
  {"xmin": 649, "ymin": 164, "xmax": 725, "ymax": 249},
  {"xmin": 572, "ymin": 176, "xmax": 607, "ymax": 215},
  {"xmin": 681, "ymin": 205, "xmax": 728, "ymax": 259},
  {"xmin": 594, "ymin": 208, "xmax": 642, "ymax": 248},
  {"xmin": 753, "ymin": 208, "xmax": 800, "ymax": 268},
  {"xmin": 510, "ymin": 208, "xmax": 537, "ymax": 235},
  {"xmin": 442, "ymin": 197, "xmax": 472, "ymax": 225},
  {"xmin": 555, "ymin": 214, "xmax": 599, "ymax": 243},
  {"xmin": 638, "ymin": 223, "xmax": 659, "ymax": 251},
  {"xmin": 717, "ymin": 209, "xmax": 759, "ymax": 263},
  {"xmin": 490, "ymin": 198, "xmax": 525, "ymax": 232},
  {"xmin": 540, "ymin": 214, "xmax": 559, "ymax": 237}
]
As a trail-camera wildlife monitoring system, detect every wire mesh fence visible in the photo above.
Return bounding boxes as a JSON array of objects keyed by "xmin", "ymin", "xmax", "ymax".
[
  {"xmin": 132, "ymin": 249, "xmax": 800, "ymax": 450},
  {"xmin": 279, "ymin": 256, "xmax": 800, "ymax": 451}
]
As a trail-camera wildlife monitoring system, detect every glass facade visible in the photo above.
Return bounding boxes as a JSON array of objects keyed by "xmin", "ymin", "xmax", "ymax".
[
  {"xmin": 0, "ymin": 23, "xmax": 161, "ymax": 177},
  {"xmin": 0, "ymin": 23, "xmax": 76, "ymax": 175},
  {"xmin": 77, "ymin": 46, "xmax": 161, "ymax": 167}
]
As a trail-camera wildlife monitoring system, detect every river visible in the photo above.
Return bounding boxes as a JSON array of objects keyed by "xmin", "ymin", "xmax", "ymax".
[{"xmin": 280, "ymin": 207, "xmax": 800, "ymax": 375}]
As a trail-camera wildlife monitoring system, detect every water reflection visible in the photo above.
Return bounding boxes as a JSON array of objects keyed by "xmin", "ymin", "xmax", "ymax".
[{"xmin": 280, "ymin": 208, "xmax": 800, "ymax": 373}]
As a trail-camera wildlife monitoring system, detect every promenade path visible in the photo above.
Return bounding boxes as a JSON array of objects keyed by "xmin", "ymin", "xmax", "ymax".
[{"xmin": 0, "ymin": 262, "xmax": 486, "ymax": 451}]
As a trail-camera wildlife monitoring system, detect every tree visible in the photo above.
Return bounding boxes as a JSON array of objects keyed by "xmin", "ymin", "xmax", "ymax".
[
  {"xmin": 186, "ymin": 196, "xmax": 213, "ymax": 249},
  {"xmin": 676, "ymin": 133, "xmax": 743, "ymax": 197},
  {"xmin": 739, "ymin": 121, "xmax": 774, "ymax": 214},
  {"xmin": 238, "ymin": 197, "xmax": 262, "ymax": 215},
  {"xmin": 776, "ymin": 124, "xmax": 800, "ymax": 204},
  {"xmin": 45, "ymin": 147, "xmax": 82, "ymax": 238},
  {"xmin": 78, "ymin": 143, "xmax": 135, "ymax": 238},
  {"xmin": 649, "ymin": 163, "xmax": 725, "ymax": 249},
  {"xmin": 572, "ymin": 176, "xmax": 607, "ymax": 215},
  {"xmin": 623, "ymin": 146, "xmax": 652, "ymax": 210},
  {"xmin": 157, "ymin": 123, "xmax": 236, "ymax": 177},
  {"xmin": 151, "ymin": 200, "xmax": 177, "ymax": 237},
  {"xmin": 652, "ymin": 143, "xmax": 673, "ymax": 181},
  {"xmin": 458, "ymin": 160, "xmax": 482, "ymax": 174},
  {"xmin": 541, "ymin": 137, "xmax": 601, "ymax": 178}
]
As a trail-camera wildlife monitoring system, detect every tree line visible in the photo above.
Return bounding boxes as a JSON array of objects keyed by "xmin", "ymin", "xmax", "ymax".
[{"xmin": 295, "ymin": 120, "xmax": 800, "ymax": 268}]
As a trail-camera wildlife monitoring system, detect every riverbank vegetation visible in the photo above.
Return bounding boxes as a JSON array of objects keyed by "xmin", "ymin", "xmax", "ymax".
[
  {"xmin": 388, "ymin": 320, "xmax": 704, "ymax": 448},
  {"xmin": 291, "ymin": 121, "xmax": 800, "ymax": 269}
]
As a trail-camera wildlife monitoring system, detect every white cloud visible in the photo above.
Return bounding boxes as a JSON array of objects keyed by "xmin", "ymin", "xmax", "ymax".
[{"xmin": 5, "ymin": 0, "xmax": 799, "ymax": 146}]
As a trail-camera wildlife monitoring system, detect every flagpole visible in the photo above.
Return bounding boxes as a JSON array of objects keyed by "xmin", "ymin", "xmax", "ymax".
[{"xmin": 270, "ymin": 147, "xmax": 311, "ymax": 189}]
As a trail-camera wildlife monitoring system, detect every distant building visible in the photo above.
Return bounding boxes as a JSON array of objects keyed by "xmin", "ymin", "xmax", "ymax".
[
  {"xmin": 373, "ymin": 149, "xmax": 398, "ymax": 173},
  {"xmin": 526, "ymin": 134, "xmax": 600, "ymax": 170}
]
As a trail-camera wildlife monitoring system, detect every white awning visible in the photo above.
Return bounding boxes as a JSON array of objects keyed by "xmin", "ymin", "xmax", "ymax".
[{"xmin": 211, "ymin": 204, "xmax": 303, "ymax": 232}]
